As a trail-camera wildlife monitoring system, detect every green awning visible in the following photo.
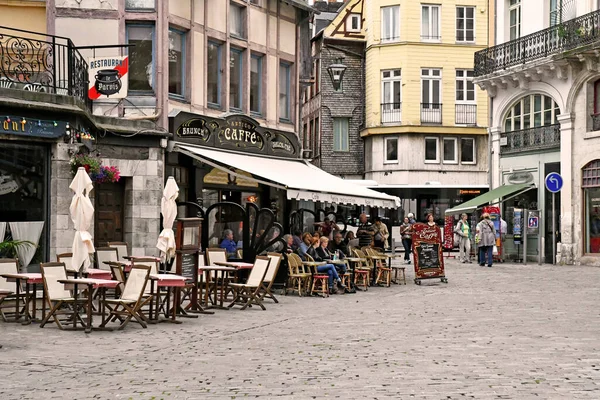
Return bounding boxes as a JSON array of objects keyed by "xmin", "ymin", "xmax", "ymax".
[{"xmin": 445, "ymin": 184, "xmax": 535, "ymax": 215}]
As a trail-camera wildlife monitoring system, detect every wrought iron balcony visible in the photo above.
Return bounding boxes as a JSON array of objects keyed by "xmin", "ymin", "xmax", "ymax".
[
  {"xmin": 455, "ymin": 104, "xmax": 477, "ymax": 126},
  {"xmin": 475, "ymin": 9, "xmax": 600, "ymax": 76},
  {"xmin": 421, "ymin": 103, "xmax": 442, "ymax": 124},
  {"xmin": 500, "ymin": 124, "xmax": 560, "ymax": 155},
  {"xmin": 381, "ymin": 102, "xmax": 401, "ymax": 124},
  {"xmin": 0, "ymin": 25, "xmax": 89, "ymax": 106}
]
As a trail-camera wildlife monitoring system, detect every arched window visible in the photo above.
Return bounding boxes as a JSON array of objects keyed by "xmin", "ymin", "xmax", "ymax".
[
  {"xmin": 503, "ymin": 94, "xmax": 560, "ymax": 132},
  {"xmin": 583, "ymin": 160, "xmax": 600, "ymax": 253}
]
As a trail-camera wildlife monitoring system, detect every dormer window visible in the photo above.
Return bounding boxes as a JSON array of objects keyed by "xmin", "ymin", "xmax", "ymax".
[{"xmin": 347, "ymin": 13, "xmax": 361, "ymax": 32}]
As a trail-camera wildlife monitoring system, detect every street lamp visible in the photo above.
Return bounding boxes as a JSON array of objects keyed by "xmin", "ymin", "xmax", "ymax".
[{"xmin": 327, "ymin": 58, "xmax": 347, "ymax": 91}]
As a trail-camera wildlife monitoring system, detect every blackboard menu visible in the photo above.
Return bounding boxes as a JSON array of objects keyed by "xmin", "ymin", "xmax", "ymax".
[
  {"xmin": 412, "ymin": 223, "xmax": 446, "ymax": 282},
  {"xmin": 179, "ymin": 252, "xmax": 197, "ymax": 280}
]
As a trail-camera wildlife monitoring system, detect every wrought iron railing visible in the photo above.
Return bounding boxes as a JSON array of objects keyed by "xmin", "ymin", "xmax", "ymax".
[
  {"xmin": 455, "ymin": 104, "xmax": 477, "ymax": 125},
  {"xmin": 0, "ymin": 25, "xmax": 89, "ymax": 106},
  {"xmin": 500, "ymin": 124, "xmax": 561, "ymax": 155},
  {"xmin": 381, "ymin": 102, "xmax": 401, "ymax": 124},
  {"xmin": 475, "ymin": 9, "xmax": 600, "ymax": 76},
  {"xmin": 592, "ymin": 113, "xmax": 600, "ymax": 131},
  {"xmin": 421, "ymin": 103, "xmax": 442, "ymax": 124}
]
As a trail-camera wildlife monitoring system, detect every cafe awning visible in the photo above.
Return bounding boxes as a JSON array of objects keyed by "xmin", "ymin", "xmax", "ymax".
[
  {"xmin": 445, "ymin": 183, "xmax": 535, "ymax": 214},
  {"xmin": 175, "ymin": 144, "xmax": 400, "ymax": 209}
]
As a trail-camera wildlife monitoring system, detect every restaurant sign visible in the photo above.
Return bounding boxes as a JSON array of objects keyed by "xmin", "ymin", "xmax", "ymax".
[
  {"xmin": 0, "ymin": 115, "xmax": 68, "ymax": 139},
  {"xmin": 172, "ymin": 112, "xmax": 300, "ymax": 158}
]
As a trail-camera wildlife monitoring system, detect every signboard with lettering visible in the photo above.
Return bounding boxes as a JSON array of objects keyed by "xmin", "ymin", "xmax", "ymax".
[
  {"xmin": 88, "ymin": 56, "xmax": 128, "ymax": 100},
  {"xmin": 171, "ymin": 111, "xmax": 301, "ymax": 159},
  {"xmin": 0, "ymin": 116, "xmax": 68, "ymax": 139},
  {"xmin": 411, "ymin": 223, "xmax": 447, "ymax": 285},
  {"xmin": 513, "ymin": 208, "xmax": 523, "ymax": 244}
]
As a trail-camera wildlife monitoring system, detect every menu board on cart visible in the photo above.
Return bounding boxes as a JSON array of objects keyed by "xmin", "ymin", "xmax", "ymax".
[
  {"xmin": 411, "ymin": 223, "xmax": 448, "ymax": 285},
  {"xmin": 175, "ymin": 218, "xmax": 205, "ymax": 312},
  {"xmin": 179, "ymin": 251, "xmax": 197, "ymax": 281}
]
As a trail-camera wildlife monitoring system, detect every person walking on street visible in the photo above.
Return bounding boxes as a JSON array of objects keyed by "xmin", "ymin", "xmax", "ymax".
[
  {"xmin": 399, "ymin": 216, "xmax": 413, "ymax": 264},
  {"xmin": 454, "ymin": 213, "xmax": 472, "ymax": 263},
  {"xmin": 476, "ymin": 212, "xmax": 496, "ymax": 267}
]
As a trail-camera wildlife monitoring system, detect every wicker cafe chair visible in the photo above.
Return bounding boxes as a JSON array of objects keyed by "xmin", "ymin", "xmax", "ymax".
[
  {"xmin": 107, "ymin": 242, "xmax": 130, "ymax": 263},
  {"xmin": 351, "ymin": 249, "xmax": 371, "ymax": 291},
  {"xmin": 0, "ymin": 258, "xmax": 20, "ymax": 321},
  {"xmin": 39, "ymin": 262, "xmax": 86, "ymax": 330},
  {"xmin": 260, "ymin": 253, "xmax": 283, "ymax": 303},
  {"xmin": 285, "ymin": 253, "xmax": 310, "ymax": 296},
  {"xmin": 227, "ymin": 256, "xmax": 270, "ymax": 310},
  {"xmin": 365, "ymin": 248, "xmax": 392, "ymax": 287},
  {"xmin": 100, "ymin": 265, "xmax": 151, "ymax": 330},
  {"xmin": 95, "ymin": 247, "xmax": 118, "ymax": 271}
]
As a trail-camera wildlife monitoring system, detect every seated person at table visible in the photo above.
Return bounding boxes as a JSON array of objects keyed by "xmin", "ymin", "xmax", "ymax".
[
  {"xmin": 282, "ymin": 234, "xmax": 294, "ymax": 254},
  {"xmin": 297, "ymin": 232, "xmax": 312, "ymax": 261},
  {"xmin": 329, "ymin": 232, "xmax": 350, "ymax": 258},
  {"xmin": 307, "ymin": 237, "xmax": 346, "ymax": 294},
  {"xmin": 220, "ymin": 229, "xmax": 237, "ymax": 258},
  {"xmin": 292, "ymin": 230, "xmax": 303, "ymax": 252},
  {"xmin": 318, "ymin": 236, "xmax": 347, "ymax": 275}
]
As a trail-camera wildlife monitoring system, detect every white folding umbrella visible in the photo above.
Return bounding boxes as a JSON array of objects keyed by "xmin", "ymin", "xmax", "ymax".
[
  {"xmin": 70, "ymin": 167, "xmax": 95, "ymax": 274},
  {"xmin": 157, "ymin": 176, "xmax": 179, "ymax": 262}
]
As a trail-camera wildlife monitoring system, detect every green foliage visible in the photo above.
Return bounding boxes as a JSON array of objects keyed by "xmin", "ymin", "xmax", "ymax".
[{"xmin": 0, "ymin": 240, "xmax": 35, "ymax": 259}]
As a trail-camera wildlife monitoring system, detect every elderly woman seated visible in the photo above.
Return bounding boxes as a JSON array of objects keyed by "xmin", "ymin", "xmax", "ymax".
[
  {"xmin": 307, "ymin": 237, "xmax": 346, "ymax": 294},
  {"xmin": 220, "ymin": 229, "xmax": 237, "ymax": 258}
]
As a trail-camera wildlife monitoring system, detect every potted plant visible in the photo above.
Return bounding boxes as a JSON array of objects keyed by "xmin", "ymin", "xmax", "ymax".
[
  {"xmin": 0, "ymin": 239, "xmax": 35, "ymax": 259},
  {"xmin": 70, "ymin": 153, "xmax": 120, "ymax": 184}
]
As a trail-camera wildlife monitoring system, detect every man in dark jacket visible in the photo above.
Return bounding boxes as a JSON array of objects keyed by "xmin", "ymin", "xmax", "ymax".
[{"xmin": 328, "ymin": 232, "xmax": 350, "ymax": 258}]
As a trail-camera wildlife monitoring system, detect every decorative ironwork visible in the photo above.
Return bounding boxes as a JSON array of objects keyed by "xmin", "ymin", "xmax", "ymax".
[
  {"xmin": 500, "ymin": 124, "xmax": 561, "ymax": 155},
  {"xmin": 381, "ymin": 102, "xmax": 402, "ymax": 124},
  {"xmin": 421, "ymin": 103, "xmax": 442, "ymax": 124},
  {"xmin": 475, "ymin": 9, "xmax": 600, "ymax": 76},
  {"xmin": 0, "ymin": 25, "xmax": 89, "ymax": 106},
  {"xmin": 582, "ymin": 159, "xmax": 600, "ymax": 188},
  {"xmin": 592, "ymin": 113, "xmax": 600, "ymax": 131},
  {"xmin": 455, "ymin": 104, "xmax": 477, "ymax": 125}
]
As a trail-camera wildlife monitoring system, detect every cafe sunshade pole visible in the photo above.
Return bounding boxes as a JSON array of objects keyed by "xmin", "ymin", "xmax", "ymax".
[
  {"xmin": 157, "ymin": 176, "xmax": 179, "ymax": 262},
  {"xmin": 69, "ymin": 167, "xmax": 95, "ymax": 274}
]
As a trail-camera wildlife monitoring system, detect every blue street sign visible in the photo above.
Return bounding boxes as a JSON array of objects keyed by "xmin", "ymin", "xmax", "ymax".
[{"xmin": 545, "ymin": 172, "xmax": 563, "ymax": 193}]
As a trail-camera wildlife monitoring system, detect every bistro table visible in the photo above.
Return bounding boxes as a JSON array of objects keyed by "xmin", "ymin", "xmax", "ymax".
[
  {"xmin": 200, "ymin": 266, "xmax": 237, "ymax": 310},
  {"xmin": 149, "ymin": 274, "xmax": 195, "ymax": 323},
  {"xmin": 213, "ymin": 261, "xmax": 254, "ymax": 284},
  {"xmin": 85, "ymin": 269, "xmax": 112, "ymax": 280},
  {"xmin": 58, "ymin": 278, "xmax": 119, "ymax": 333},
  {"xmin": 1, "ymin": 273, "xmax": 45, "ymax": 324}
]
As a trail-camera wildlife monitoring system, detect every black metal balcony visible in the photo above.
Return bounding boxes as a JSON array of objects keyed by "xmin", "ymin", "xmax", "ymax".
[
  {"xmin": 421, "ymin": 103, "xmax": 442, "ymax": 124},
  {"xmin": 500, "ymin": 124, "xmax": 560, "ymax": 155},
  {"xmin": 475, "ymin": 9, "xmax": 600, "ymax": 76},
  {"xmin": 455, "ymin": 104, "xmax": 477, "ymax": 125},
  {"xmin": 381, "ymin": 102, "xmax": 401, "ymax": 124},
  {"xmin": 0, "ymin": 25, "xmax": 89, "ymax": 106}
]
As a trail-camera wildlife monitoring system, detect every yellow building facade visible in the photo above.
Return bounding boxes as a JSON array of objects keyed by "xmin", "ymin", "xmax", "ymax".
[
  {"xmin": 359, "ymin": 0, "xmax": 491, "ymax": 222},
  {"xmin": 0, "ymin": 1, "xmax": 46, "ymax": 34}
]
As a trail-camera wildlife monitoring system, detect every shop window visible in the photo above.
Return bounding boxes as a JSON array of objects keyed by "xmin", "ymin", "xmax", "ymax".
[
  {"xmin": 424, "ymin": 137, "xmax": 439, "ymax": 163},
  {"xmin": 127, "ymin": 24, "xmax": 155, "ymax": 93},
  {"xmin": 384, "ymin": 137, "xmax": 398, "ymax": 163},
  {"xmin": 168, "ymin": 29, "xmax": 186, "ymax": 98},
  {"xmin": 583, "ymin": 160, "xmax": 600, "ymax": 253},
  {"xmin": 207, "ymin": 41, "xmax": 222, "ymax": 108}
]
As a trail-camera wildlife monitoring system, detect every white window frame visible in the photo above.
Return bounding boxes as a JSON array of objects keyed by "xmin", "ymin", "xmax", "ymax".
[
  {"xmin": 460, "ymin": 137, "xmax": 476, "ymax": 165},
  {"xmin": 442, "ymin": 137, "xmax": 458, "ymax": 164},
  {"xmin": 381, "ymin": 5, "xmax": 400, "ymax": 42},
  {"xmin": 381, "ymin": 69, "xmax": 402, "ymax": 123},
  {"xmin": 384, "ymin": 137, "xmax": 399, "ymax": 164},
  {"xmin": 333, "ymin": 117, "xmax": 350, "ymax": 152},
  {"xmin": 424, "ymin": 137, "xmax": 440, "ymax": 163},
  {"xmin": 509, "ymin": 0, "xmax": 521, "ymax": 40},
  {"xmin": 347, "ymin": 13, "xmax": 362, "ymax": 32},
  {"xmin": 455, "ymin": 6, "xmax": 475, "ymax": 43},
  {"xmin": 421, "ymin": 68, "xmax": 442, "ymax": 105},
  {"xmin": 455, "ymin": 69, "xmax": 475, "ymax": 103},
  {"xmin": 421, "ymin": 4, "xmax": 441, "ymax": 42}
]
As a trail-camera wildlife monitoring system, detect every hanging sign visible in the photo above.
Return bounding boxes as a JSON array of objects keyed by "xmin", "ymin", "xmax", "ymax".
[
  {"xmin": 88, "ymin": 56, "xmax": 129, "ymax": 100},
  {"xmin": 411, "ymin": 223, "xmax": 448, "ymax": 285}
]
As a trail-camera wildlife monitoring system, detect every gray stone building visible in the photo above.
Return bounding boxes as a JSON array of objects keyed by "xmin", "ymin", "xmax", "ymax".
[{"xmin": 301, "ymin": 0, "xmax": 365, "ymax": 180}]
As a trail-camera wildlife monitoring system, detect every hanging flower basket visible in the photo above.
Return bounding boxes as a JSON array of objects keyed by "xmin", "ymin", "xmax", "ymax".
[{"xmin": 70, "ymin": 154, "xmax": 120, "ymax": 184}]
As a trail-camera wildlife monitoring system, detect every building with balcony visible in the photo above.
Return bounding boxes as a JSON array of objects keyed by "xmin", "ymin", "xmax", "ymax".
[
  {"xmin": 474, "ymin": 0, "xmax": 600, "ymax": 265},
  {"xmin": 358, "ymin": 0, "xmax": 490, "ymax": 224}
]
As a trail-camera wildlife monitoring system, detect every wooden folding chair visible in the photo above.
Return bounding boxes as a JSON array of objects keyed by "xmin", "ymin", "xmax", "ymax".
[
  {"xmin": 108, "ymin": 262, "xmax": 126, "ymax": 297},
  {"xmin": 95, "ymin": 247, "xmax": 118, "ymax": 271},
  {"xmin": 107, "ymin": 242, "xmax": 130, "ymax": 263},
  {"xmin": 0, "ymin": 259, "xmax": 20, "ymax": 321},
  {"xmin": 259, "ymin": 253, "xmax": 283, "ymax": 303},
  {"xmin": 227, "ymin": 256, "xmax": 270, "ymax": 310},
  {"xmin": 39, "ymin": 262, "xmax": 86, "ymax": 330},
  {"xmin": 100, "ymin": 265, "xmax": 151, "ymax": 330},
  {"xmin": 57, "ymin": 253, "xmax": 77, "ymax": 275}
]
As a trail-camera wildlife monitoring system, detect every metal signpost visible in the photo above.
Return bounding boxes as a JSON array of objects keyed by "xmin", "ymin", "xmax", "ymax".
[{"xmin": 545, "ymin": 172, "xmax": 563, "ymax": 265}]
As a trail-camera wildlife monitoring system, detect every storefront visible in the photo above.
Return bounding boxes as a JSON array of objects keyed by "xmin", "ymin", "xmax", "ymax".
[
  {"xmin": 168, "ymin": 111, "xmax": 399, "ymax": 254},
  {"xmin": 582, "ymin": 160, "xmax": 600, "ymax": 254}
]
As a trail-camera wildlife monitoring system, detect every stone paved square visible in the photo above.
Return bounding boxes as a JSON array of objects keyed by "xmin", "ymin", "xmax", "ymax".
[{"xmin": 1, "ymin": 260, "xmax": 599, "ymax": 399}]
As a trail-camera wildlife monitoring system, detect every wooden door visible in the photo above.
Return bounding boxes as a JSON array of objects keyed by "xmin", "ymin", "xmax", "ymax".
[{"xmin": 94, "ymin": 181, "xmax": 125, "ymax": 247}]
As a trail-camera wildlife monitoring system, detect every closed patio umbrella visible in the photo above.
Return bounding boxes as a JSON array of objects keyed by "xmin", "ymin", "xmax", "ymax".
[
  {"xmin": 157, "ymin": 176, "xmax": 179, "ymax": 262},
  {"xmin": 70, "ymin": 167, "xmax": 95, "ymax": 274}
]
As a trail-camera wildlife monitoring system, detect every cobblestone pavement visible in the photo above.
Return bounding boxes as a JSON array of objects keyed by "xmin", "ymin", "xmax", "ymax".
[{"xmin": 1, "ymin": 260, "xmax": 600, "ymax": 399}]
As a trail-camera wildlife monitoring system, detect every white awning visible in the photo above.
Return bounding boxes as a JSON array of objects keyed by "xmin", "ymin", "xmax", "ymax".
[{"xmin": 175, "ymin": 144, "xmax": 400, "ymax": 209}]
